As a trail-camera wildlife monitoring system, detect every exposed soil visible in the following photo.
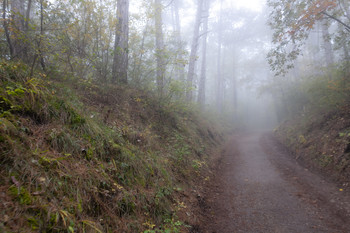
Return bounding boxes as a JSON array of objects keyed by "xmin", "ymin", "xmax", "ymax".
[{"xmin": 198, "ymin": 131, "xmax": 350, "ymax": 233}]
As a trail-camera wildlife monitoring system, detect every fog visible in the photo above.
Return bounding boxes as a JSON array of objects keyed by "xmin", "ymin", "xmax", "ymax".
[
  {"xmin": 147, "ymin": 0, "xmax": 280, "ymax": 129},
  {"xmin": 6, "ymin": 0, "xmax": 349, "ymax": 130}
]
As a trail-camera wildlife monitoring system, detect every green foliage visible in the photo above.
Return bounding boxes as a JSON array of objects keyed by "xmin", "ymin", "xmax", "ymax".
[
  {"xmin": 8, "ymin": 186, "xmax": 32, "ymax": 205},
  {"xmin": 267, "ymin": 0, "xmax": 346, "ymax": 76},
  {"xmin": 339, "ymin": 131, "xmax": 350, "ymax": 137}
]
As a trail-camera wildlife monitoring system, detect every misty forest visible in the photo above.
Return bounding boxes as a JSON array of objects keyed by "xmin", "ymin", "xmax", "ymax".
[{"xmin": 1, "ymin": 0, "xmax": 350, "ymax": 232}]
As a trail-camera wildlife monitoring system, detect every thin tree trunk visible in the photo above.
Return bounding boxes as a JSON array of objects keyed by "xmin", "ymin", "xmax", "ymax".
[
  {"xmin": 321, "ymin": 19, "xmax": 334, "ymax": 67},
  {"xmin": 112, "ymin": 0, "xmax": 129, "ymax": 84},
  {"xmin": 155, "ymin": 0, "xmax": 165, "ymax": 97},
  {"xmin": 38, "ymin": 0, "xmax": 45, "ymax": 70},
  {"xmin": 216, "ymin": 0, "xmax": 224, "ymax": 112},
  {"xmin": 198, "ymin": 0, "xmax": 210, "ymax": 107},
  {"xmin": 134, "ymin": 22, "xmax": 149, "ymax": 85},
  {"xmin": 24, "ymin": 0, "xmax": 31, "ymax": 31},
  {"xmin": 173, "ymin": 0, "xmax": 185, "ymax": 82},
  {"xmin": 11, "ymin": 0, "xmax": 26, "ymax": 60},
  {"xmin": 232, "ymin": 72, "xmax": 238, "ymax": 120},
  {"xmin": 186, "ymin": 0, "xmax": 204, "ymax": 102},
  {"xmin": 3, "ymin": 0, "xmax": 13, "ymax": 58}
]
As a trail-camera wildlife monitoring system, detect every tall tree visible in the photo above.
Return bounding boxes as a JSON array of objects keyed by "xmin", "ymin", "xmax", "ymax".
[
  {"xmin": 186, "ymin": 0, "xmax": 204, "ymax": 101},
  {"xmin": 112, "ymin": 0, "xmax": 129, "ymax": 84},
  {"xmin": 197, "ymin": 0, "xmax": 210, "ymax": 107},
  {"xmin": 216, "ymin": 0, "xmax": 223, "ymax": 112},
  {"xmin": 154, "ymin": 0, "xmax": 165, "ymax": 97},
  {"xmin": 10, "ymin": 0, "xmax": 32, "ymax": 61},
  {"xmin": 172, "ymin": 0, "xmax": 185, "ymax": 82},
  {"xmin": 3, "ymin": 0, "xmax": 13, "ymax": 57},
  {"xmin": 321, "ymin": 19, "xmax": 334, "ymax": 67}
]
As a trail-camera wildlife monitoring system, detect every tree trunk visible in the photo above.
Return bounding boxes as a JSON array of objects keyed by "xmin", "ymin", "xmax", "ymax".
[
  {"xmin": 3, "ymin": 0, "xmax": 13, "ymax": 57},
  {"xmin": 173, "ymin": 0, "xmax": 185, "ymax": 82},
  {"xmin": 216, "ymin": 0, "xmax": 224, "ymax": 113},
  {"xmin": 11, "ymin": 0, "xmax": 26, "ymax": 60},
  {"xmin": 231, "ymin": 48, "xmax": 238, "ymax": 120},
  {"xmin": 155, "ymin": 0, "xmax": 165, "ymax": 97},
  {"xmin": 186, "ymin": 0, "xmax": 204, "ymax": 102},
  {"xmin": 112, "ymin": 0, "xmax": 129, "ymax": 84},
  {"xmin": 321, "ymin": 19, "xmax": 334, "ymax": 67},
  {"xmin": 38, "ymin": 0, "xmax": 45, "ymax": 70},
  {"xmin": 232, "ymin": 73, "xmax": 238, "ymax": 120},
  {"xmin": 197, "ymin": 0, "xmax": 210, "ymax": 107}
]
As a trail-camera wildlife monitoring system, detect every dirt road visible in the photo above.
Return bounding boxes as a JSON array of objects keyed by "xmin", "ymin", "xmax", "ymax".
[{"xmin": 200, "ymin": 132, "xmax": 350, "ymax": 233}]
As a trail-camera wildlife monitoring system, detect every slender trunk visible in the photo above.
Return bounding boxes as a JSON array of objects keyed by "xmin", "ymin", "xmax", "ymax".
[
  {"xmin": 112, "ymin": 0, "xmax": 129, "ymax": 84},
  {"xmin": 186, "ymin": 0, "xmax": 204, "ymax": 101},
  {"xmin": 3, "ymin": 0, "xmax": 13, "ymax": 57},
  {"xmin": 173, "ymin": 0, "xmax": 185, "ymax": 82},
  {"xmin": 38, "ymin": 0, "xmax": 45, "ymax": 70},
  {"xmin": 24, "ymin": 0, "xmax": 31, "ymax": 31},
  {"xmin": 232, "ymin": 73, "xmax": 238, "ymax": 120},
  {"xmin": 230, "ymin": 48, "xmax": 238, "ymax": 120},
  {"xmin": 155, "ymin": 0, "xmax": 165, "ymax": 97},
  {"xmin": 11, "ymin": 0, "xmax": 25, "ymax": 60},
  {"xmin": 173, "ymin": 1, "xmax": 181, "ymax": 34},
  {"xmin": 321, "ymin": 19, "xmax": 334, "ymax": 67},
  {"xmin": 22, "ymin": 0, "xmax": 31, "ymax": 60},
  {"xmin": 198, "ymin": 0, "xmax": 210, "ymax": 107},
  {"xmin": 134, "ymin": 22, "xmax": 149, "ymax": 85},
  {"xmin": 216, "ymin": 0, "xmax": 223, "ymax": 112}
]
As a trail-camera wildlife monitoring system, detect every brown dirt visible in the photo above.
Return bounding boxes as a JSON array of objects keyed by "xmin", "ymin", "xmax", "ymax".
[{"xmin": 197, "ymin": 131, "xmax": 350, "ymax": 233}]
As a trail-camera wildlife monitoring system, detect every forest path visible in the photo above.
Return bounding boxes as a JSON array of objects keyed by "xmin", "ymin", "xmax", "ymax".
[{"xmin": 200, "ymin": 132, "xmax": 350, "ymax": 233}]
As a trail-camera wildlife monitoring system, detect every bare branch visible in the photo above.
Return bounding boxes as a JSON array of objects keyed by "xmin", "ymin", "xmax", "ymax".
[{"xmin": 322, "ymin": 11, "xmax": 350, "ymax": 32}]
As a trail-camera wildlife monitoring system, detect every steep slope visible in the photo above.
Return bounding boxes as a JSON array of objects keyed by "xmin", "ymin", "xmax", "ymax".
[
  {"xmin": 275, "ymin": 105, "xmax": 350, "ymax": 184},
  {"xmin": 0, "ymin": 61, "xmax": 223, "ymax": 232}
]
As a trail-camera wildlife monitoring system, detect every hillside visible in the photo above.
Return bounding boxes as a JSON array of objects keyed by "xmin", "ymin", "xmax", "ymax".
[
  {"xmin": 275, "ymin": 105, "xmax": 350, "ymax": 184},
  {"xmin": 0, "ymin": 61, "xmax": 224, "ymax": 232}
]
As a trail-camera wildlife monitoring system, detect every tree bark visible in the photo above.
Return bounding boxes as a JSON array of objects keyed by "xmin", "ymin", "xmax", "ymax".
[
  {"xmin": 112, "ymin": 0, "xmax": 129, "ymax": 84},
  {"xmin": 186, "ymin": 0, "xmax": 204, "ymax": 102},
  {"xmin": 155, "ymin": 0, "xmax": 165, "ymax": 97},
  {"xmin": 197, "ymin": 0, "xmax": 210, "ymax": 107}
]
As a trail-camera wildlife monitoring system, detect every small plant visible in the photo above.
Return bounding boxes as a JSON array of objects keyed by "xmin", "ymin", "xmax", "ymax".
[
  {"xmin": 8, "ymin": 185, "xmax": 32, "ymax": 205},
  {"xmin": 317, "ymin": 154, "xmax": 333, "ymax": 168},
  {"xmin": 339, "ymin": 130, "xmax": 350, "ymax": 137}
]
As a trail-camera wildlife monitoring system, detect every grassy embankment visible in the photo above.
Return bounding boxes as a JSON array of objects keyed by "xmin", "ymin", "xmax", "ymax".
[
  {"xmin": 0, "ymin": 61, "xmax": 225, "ymax": 232},
  {"xmin": 275, "ymin": 68, "xmax": 350, "ymax": 183}
]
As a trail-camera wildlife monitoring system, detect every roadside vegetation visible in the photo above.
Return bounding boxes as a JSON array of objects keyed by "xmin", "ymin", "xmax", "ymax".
[
  {"xmin": 0, "ymin": 60, "xmax": 224, "ymax": 232},
  {"xmin": 274, "ymin": 65, "xmax": 350, "ymax": 183},
  {"xmin": 266, "ymin": 0, "xmax": 350, "ymax": 183}
]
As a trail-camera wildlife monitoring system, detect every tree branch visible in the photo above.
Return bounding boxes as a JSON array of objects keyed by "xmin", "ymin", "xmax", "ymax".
[{"xmin": 322, "ymin": 11, "xmax": 350, "ymax": 32}]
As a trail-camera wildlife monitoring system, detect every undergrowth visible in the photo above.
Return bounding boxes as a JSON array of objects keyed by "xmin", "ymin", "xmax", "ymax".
[
  {"xmin": 0, "ymin": 61, "xmax": 223, "ymax": 232},
  {"xmin": 275, "ymin": 65, "xmax": 350, "ymax": 182}
]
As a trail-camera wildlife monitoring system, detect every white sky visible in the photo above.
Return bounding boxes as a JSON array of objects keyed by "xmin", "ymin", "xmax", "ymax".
[{"xmin": 231, "ymin": 0, "xmax": 265, "ymax": 12}]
